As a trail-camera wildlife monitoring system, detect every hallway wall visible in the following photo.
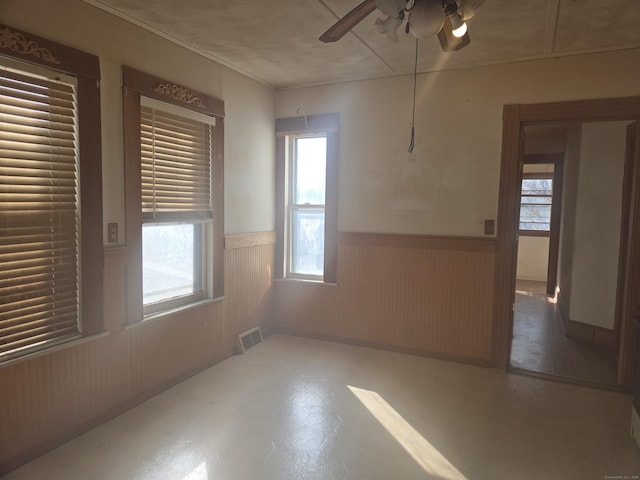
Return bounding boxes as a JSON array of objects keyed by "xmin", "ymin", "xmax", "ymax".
[{"xmin": 569, "ymin": 121, "xmax": 628, "ymax": 329}]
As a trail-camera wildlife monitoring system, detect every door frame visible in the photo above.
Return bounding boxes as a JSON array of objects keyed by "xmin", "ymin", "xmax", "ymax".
[
  {"xmin": 614, "ymin": 124, "xmax": 637, "ymax": 352},
  {"xmin": 492, "ymin": 96, "xmax": 640, "ymax": 390}
]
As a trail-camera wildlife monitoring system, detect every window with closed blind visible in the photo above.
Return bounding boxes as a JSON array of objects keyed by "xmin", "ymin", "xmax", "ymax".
[
  {"xmin": 0, "ymin": 24, "xmax": 103, "ymax": 363},
  {"xmin": 123, "ymin": 66, "xmax": 224, "ymax": 321},
  {"xmin": 140, "ymin": 98, "xmax": 214, "ymax": 223},
  {"xmin": 0, "ymin": 67, "xmax": 80, "ymax": 359}
]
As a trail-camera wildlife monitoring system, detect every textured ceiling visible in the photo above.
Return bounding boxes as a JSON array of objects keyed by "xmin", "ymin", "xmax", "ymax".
[{"xmin": 84, "ymin": 0, "xmax": 640, "ymax": 89}]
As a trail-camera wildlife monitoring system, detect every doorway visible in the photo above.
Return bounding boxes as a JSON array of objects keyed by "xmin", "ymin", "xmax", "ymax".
[
  {"xmin": 492, "ymin": 97, "xmax": 640, "ymax": 391},
  {"xmin": 509, "ymin": 123, "xmax": 627, "ymax": 386}
]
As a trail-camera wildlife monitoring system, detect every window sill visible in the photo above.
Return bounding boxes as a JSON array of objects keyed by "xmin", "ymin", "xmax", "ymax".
[
  {"xmin": 125, "ymin": 296, "xmax": 225, "ymax": 329},
  {"xmin": 0, "ymin": 331, "xmax": 110, "ymax": 369},
  {"xmin": 518, "ymin": 230, "xmax": 551, "ymax": 238},
  {"xmin": 275, "ymin": 278, "xmax": 338, "ymax": 287}
]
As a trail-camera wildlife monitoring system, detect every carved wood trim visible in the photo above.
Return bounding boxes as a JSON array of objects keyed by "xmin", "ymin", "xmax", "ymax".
[
  {"xmin": 123, "ymin": 66, "xmax": 224, "ymax": 117},
  {"xmin": 0, "ymin": 26, "xmax": 59, "ymax": 64},
  {"xmin": 0, "ymin": 23, "xmax": 99, "ymax": 80},
  {"xmin": 153, "ymin": 83, "xmax": 206, "ymax": 109}
]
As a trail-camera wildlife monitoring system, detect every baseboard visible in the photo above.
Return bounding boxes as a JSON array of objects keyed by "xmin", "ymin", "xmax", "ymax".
[
  {"xmin": 565, "ymin": 319, "xmax": 614, "ymax": 349},
  {"xmin": 556, "ymin": 293, "xmax": 614, "ymax": 349},
  {"xmin": 272, "ymin": 327, "xmax": 492, "ymax": 368},
  {"xmin": 632, "ymin": 406, "xmax": 640, "ymax": 449},
  {"xmin": 558, "ymin": 300, "xmax": 570, "ymax": 330},
  {"xmin": 508, "ymin": 366, "xmax": 621, "ymax": 392}
]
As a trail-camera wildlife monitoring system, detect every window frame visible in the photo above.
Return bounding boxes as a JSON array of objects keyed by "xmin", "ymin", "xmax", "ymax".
[
  {"xmin": 141, "ymin": 223, "xmax": 207, "ymax": 316},
  {"xmin": 276, "ymin": 113, "xmax": 339, "ymax": 284},
  {"xmin": 518, "ymin": 172, "xmax": 554, "ymax": 237},
  {"xmin": 0, "ymin": 23, "xmax": 103, "ymax": 361},
  {"xmin": 122, "ymin": 66, "xmax": 224, "ymax": 323},
  {"xmin": 286, "ymin": 134, "xmax": 328, "ymax": 281},
  {"xmin": 138, "ymin": 96, "xmax": 215, "ymax": 314}
]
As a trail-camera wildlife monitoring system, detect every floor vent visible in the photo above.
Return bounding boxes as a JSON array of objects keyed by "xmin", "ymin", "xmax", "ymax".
[{"xmin": 236, "ymin": 327, "xmax": 263, "ymax": 354}]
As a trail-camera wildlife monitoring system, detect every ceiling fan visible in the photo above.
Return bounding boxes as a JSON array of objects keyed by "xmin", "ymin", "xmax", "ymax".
[{"xmin": 319, "ymin": 0, "xmax": 484, "ymax": 51}]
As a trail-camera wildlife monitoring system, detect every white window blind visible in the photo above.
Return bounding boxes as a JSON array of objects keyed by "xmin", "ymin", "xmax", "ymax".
[
  {"xmin": 0, "ymin": 67, "xmax": 80, "ymax": 360},
  {"xmin": 140, "ymin": 99, "xmax": 213, "ymax": 223}
]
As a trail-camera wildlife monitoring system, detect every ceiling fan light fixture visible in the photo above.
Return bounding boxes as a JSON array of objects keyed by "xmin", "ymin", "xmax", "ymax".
[
  {"xmin": 445, "ymin": 6, "xmax": 467, "ymax": 38},
  {"xmin": 451, "ymin": 17, "xmax": 467, "ymax": 38},
  {"xmin": 406, "ymin": 0, "xmax": 444, "ymax": 39}
]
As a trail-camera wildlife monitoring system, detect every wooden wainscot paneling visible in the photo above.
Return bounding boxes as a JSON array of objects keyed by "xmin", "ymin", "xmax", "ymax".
[
  {"xmin": 224, "ymin": 232, "xmax": 277, "ymax": 338},
  {"xmin": 275, "ymin": 232, "xmax": 496, "ymax": 365},
  {"xmin": 1, "ymin": 232, "xmax": 276, "ymax": 475},
  {"xmin": 338, "ymin": 232, "xmax": 496, "ymax": 252}
]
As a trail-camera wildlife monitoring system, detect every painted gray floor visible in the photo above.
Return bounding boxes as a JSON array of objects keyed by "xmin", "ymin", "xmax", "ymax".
[{"xmin": 5, "ymin": 334, "xmax": 639, "ymax": 479}]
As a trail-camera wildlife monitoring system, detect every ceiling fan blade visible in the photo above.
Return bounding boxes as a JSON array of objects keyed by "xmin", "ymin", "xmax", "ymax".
[
  {"xmin": 319, "ymin": 0, "xmax": 378, "ymax": 43},
  {"xmin": 437, "ymin": 15, "xmax": 471, "ymax": 52}
]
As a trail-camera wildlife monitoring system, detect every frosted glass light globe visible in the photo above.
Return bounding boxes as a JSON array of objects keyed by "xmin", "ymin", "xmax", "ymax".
[{"xmin": 407, "ymin": 0, "xmax": 444, "ymax": 39}]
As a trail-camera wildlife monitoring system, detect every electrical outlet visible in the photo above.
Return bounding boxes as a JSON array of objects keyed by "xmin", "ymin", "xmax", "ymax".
[
  {"xmin": 484, "ymin": 219, "xmax": 495, "ymax": 235},
  {"xmin": 107, "ymin": 223, "xmax": 118, "ymax": 243}
]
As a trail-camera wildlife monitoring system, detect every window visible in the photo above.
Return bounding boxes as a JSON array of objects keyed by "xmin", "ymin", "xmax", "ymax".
[
  {"xmin": 0, "ymin": 24, "xmax": 103, "ymax": 361},
  {"xmin": 140, "ymin": 97, "xmax": 214, "ymax": 313},
  {"xmin": 276, "ymin": 114, "xmax": 338, "ymax": 283},
  {"xmin": 289, "ymin": 135, "xmax": 327, "ymax": 278},
  {"xmin": 123, "ymin": 67, "xmax": 224, "ymax": 321},
  {"xmin": 519, "ymin": 174, "xmax": 553, "ymax": 234}
]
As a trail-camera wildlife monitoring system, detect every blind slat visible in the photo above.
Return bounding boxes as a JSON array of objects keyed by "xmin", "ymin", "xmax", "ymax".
[
  {"xmin": 0, "ymin": 64, "xmax": 81, "ymax": 360},
  {"xmin": 1, "ymin": 303, "xmax": 78, "ymax": 330},
  {"xmin": 0, "ymin": 294, "xmax": 77, "ymax": 321},
  {"xmin": 140, "ymin": 104, "xmax": 213, "ymax": 218}
]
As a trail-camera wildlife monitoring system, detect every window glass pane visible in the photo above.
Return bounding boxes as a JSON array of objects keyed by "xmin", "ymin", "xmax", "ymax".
[
  {"xmin": 143, "ymin": 224, "xmax": 200, "ymax": 304},
  {"xmin": 519, "ymin": 177, "xmax": 553, "ymax": 231},
  {"xmin": 521, "ymin": 178, "xmax": 552, "ymax": 196},
  {"xmin": 519, "ymin": 205, "xmax": 552, "ymax": 230},
  {"xmin": 294, "ymin": 137, "xmax": 326, "ymax": 205},
  {"xmin": 291, "ymin": 208, "xmax": 325, "ymax": 276}
]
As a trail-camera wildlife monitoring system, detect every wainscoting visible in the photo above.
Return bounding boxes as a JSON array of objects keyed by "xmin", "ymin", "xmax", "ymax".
[
  {"xmin": 275, "ymin": 232, "xmax": 496, "ymax": 364},
  {"xmin": 0, "ymin": 232, "xmax": 275, "ymax": 474},
  {"xmin": 1, "ymin": 230, "xmax": 496, "ymax": 474}
]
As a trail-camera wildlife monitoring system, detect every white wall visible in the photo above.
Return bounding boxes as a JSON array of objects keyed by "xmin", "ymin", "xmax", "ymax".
[
  {"xmin": 557, "ymin": 124, "xmax": 582, "ymax": 318},
  {"xmin": 569, "ymin": 121, "xmax": 628, "ymax": 329},
  {"xmin": 516, "ymin": 236, "xmax": 549, "ymax": 282},
  {"xmin": 276, "ymin": 49, "xmax": 640, "ymax": 236},
  {"xmin": 1, "ymin": 0, "xmax": 276, "ymax": 241}
]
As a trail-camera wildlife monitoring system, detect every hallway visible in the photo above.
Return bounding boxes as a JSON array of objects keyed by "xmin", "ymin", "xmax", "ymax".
[{"xmin": 510, "ymin": 281, "xmax": 619, "ymax": 386}]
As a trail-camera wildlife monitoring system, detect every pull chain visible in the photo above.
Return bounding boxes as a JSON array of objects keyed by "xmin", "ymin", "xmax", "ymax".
[{"xmin": 408, "ymin": 37, "xmax": 418, "ymax": 153}]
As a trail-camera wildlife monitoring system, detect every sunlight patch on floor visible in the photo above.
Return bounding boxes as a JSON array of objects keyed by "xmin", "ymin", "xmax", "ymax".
[
  {"xmin": 348, "ymin": 385, "xmax": 467, "ymax": 480},
  {"xmin": 181, "ymin": 461, "xmax": 208, "ymax": 480}
]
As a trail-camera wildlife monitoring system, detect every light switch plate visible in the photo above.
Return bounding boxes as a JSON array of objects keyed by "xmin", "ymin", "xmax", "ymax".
[
  {"xmin": 484, "ymin": 219, "xmax": 495, "ymax": 235},
  {"xmin": 107, "ymin": 223, "xmax": 118, "ymax": 243}
]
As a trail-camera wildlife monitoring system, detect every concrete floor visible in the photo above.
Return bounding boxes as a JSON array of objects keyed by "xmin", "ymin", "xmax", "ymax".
[
  {"xmin": 511, "ymin": 283, "xmax": 618, "ymax": 386},
  {"xmin": 5, "ymin": 334, "xmax": 639, "ymax": 479}
]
